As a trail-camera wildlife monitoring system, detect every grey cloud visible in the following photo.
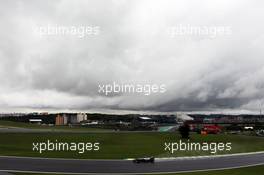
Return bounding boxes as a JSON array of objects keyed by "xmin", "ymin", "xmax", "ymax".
[{"xmin": 1, "ymin": 0, "xmax": 264, "ymax": 113}]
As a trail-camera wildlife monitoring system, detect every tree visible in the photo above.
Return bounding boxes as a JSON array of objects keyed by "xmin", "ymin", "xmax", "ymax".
[{"xmin": 179, "ymin": 123, "xmax": 190, "ymax": 139}]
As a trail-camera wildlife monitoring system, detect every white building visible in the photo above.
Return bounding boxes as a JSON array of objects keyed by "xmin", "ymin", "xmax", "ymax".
[
  {"xmin": 62, "ymin": 114, "xmax": 68, "ymax": 125},
  {"xmin": 76, "ymin": 113, "xmax": 87, "ymax": 123},
  {"xmin": 176, "ymin": 113, "xmax": 194, "ymax": 121}
]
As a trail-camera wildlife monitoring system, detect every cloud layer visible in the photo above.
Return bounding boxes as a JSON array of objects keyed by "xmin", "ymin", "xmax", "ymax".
[{"xmin": 1, "ymin": 0, "xmax": 264, "ymax": 113}]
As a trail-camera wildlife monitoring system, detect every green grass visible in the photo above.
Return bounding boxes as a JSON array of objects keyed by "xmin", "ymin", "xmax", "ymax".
[
  {"xmin": 0, "ymin": 120, "xmax": 111, "ymax": 132},
  {"xmin": 11, "ymin": 165, "xmax": 264, "ymax": 175},
  {"xmin": 0, "ymin": 132, "xmax": 263, "ymax": 159}
]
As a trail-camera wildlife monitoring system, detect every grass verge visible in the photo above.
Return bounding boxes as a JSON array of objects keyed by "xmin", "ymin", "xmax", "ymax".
[{"xmin": 0, "ymin": 132, "xmax": 263, "ymax": 159}]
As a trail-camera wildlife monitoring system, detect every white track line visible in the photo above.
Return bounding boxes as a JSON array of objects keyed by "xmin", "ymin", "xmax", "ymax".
[
  {"xmin": 1, "ymin": 151, "xmax": 263, "ymax": 161},
  {"xmin": 126, "ymin": 151, "xmax": 264, "ymax": 161},
  {"xmin": 0, "ymin": 163, "xmax": 264, "ymax": 175}
]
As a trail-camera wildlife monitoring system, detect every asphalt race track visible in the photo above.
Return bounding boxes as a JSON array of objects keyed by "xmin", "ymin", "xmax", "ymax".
[{"xmin": 0, "ymin": 153, "xmax": 263, "ymax": 174}]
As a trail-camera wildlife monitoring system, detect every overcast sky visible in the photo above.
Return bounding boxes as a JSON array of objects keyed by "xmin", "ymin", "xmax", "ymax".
[{"xmin": 1, "ymin": 0, "xmax": 264, "ymax": 113}]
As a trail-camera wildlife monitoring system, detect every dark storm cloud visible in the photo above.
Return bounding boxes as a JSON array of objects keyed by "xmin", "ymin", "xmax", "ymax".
[{"xmin": 1, "ymin": 0, "xmax": 264, "ymax": 113}]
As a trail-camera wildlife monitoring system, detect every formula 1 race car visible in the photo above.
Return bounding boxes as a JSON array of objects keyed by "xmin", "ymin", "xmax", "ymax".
[{"xmin": 133, "ymin": 157, "xmax": 155, "ymax": 163}]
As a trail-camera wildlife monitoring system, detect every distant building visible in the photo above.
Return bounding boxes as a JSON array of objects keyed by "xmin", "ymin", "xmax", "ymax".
[
  {"xmin": 29, "ymin": 119, "xmax": 42, "ymax": 124},
  {"xmin": 55, "ymin": 114, "xmax": 64, "ymax": 125},
  {"xmin": 77, "ymin": 113, "xmax": 87, "ymax": 123},
  {"xmin": 62, "ymin": 114, "xmax": 68, "ymax": 125},
  {"xmin": 69, "ymin": 113, "xmax": 87, "ymax": 124},
  {"xmin": 176, "ymin": 113, "xmax": 194, "ymax": 121},
  {"xmin": 139, "ymin": 116, "xmax": 151, "ymax": 120}
]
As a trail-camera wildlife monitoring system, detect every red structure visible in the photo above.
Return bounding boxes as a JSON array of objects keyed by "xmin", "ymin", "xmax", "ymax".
[{"xmin": 202, "ymin": 125, "xmax": 222, "ymax": 134}]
